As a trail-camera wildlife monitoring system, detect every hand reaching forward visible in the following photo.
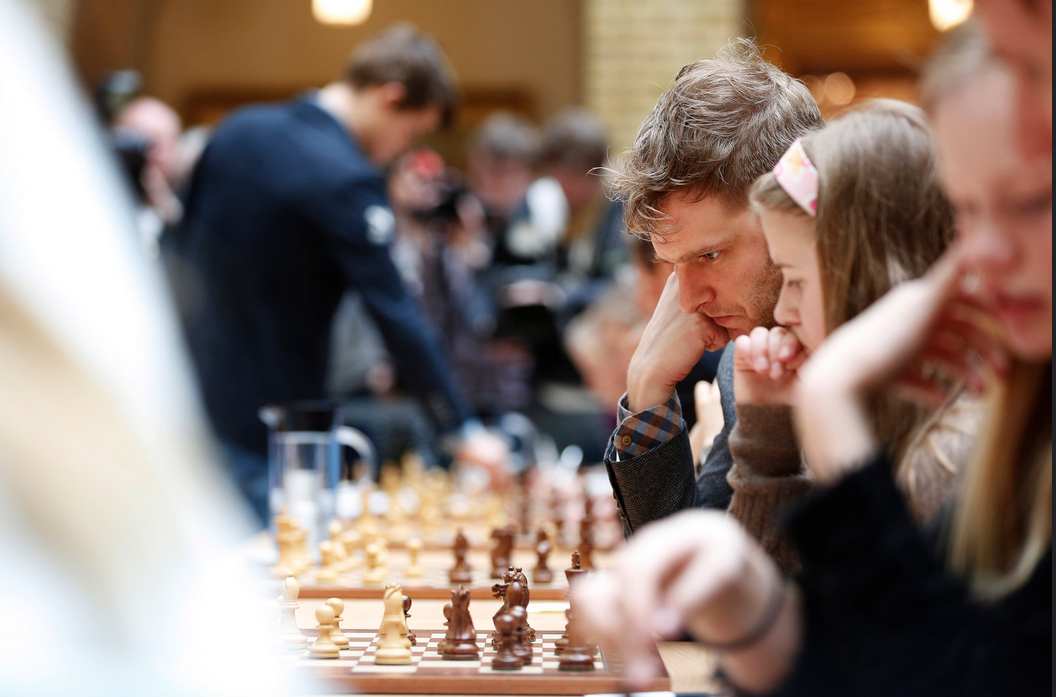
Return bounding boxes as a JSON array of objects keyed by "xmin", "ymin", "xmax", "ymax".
[
  {"xmin": 733, "ymin": 327, "xmax": 808, "ymax": 406},
  {"xmin": 627, "ymin": 273, "xmax": 727, "ymax": 412},
  {"xmin": 573, "ymin": 511, "xmax": 800, "ymax": 694}
]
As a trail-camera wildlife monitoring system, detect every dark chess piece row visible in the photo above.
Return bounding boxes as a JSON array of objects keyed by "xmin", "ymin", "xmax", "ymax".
[
  {"xmin": 436, "ymin": 552, "xmax": 598, "ymax": 671},
  {"xmin": 449, "ymin": 524, "xmax": 589, "ymax": 585}
]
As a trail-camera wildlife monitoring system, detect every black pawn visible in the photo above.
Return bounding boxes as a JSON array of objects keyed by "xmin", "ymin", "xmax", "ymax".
[
  {"xmin": 490, "ymin": 613, "xmax": 524, "ymax": 671},
  {"xmin": 403, "ymin": 595, "xmax": 416, "ymax": 646}
]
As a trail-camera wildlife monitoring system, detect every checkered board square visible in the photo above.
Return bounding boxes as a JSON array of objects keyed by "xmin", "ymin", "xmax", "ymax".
[{"xmin": 287, "ymin": 629, "xmax": 670, "ymax": 694}]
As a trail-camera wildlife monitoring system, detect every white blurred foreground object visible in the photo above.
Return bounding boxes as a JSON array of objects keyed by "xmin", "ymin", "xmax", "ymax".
[{"xmin": 0, "ymin": 2, "xmax": 287, "ymax": 695}]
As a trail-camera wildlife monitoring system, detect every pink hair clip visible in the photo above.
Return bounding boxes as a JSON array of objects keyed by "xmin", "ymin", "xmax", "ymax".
[{"xmin": 773, "ymin": 137, "xmax": 818, "ymax": 217}]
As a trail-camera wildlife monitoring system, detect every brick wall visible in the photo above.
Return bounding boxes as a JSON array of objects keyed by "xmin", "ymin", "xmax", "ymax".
[{"xmin": 584, "ymin": 0, "xmax": 746, "ymax": 155}]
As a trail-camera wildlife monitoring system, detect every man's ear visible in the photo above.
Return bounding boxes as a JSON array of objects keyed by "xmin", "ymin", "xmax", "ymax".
[{"xmin": 375, "ymin": 82, "xmax": 408, "ymax": 110}]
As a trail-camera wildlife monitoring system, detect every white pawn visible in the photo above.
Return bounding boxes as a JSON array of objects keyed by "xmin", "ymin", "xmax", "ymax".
[
  {"xmin": 341, "ymin": 528, "xmax": 362, "ymax": 570},
  {"xmin": 307, "ymin": 605, "xmax": 341, "ymax": 659},
  {"xmin": 317, "ymin": 541, "xmax": 338, "ymax": 584},
  {"xmin": 363, "ymin": 543, "xmax": 386, "ymax": 585},
  {"xmin": 328, "ymin": 519, "xmax": 350, "ymax": 569},
  {"xmin": 277, "ymin": 576, "xmax": 307, "ymax": 649},
  {"xmin": 404, "ymin": 537, "xmax": 424, "ymax": 579},
  {"xmin": 325, "ymin": 597, "xmax": 350, "ymax": 650},
  {"xmin": 374, "ymin": 585, "xmax": 412, "ymax": 665}
]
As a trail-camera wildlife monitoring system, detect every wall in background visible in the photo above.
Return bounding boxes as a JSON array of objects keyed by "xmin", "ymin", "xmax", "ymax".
[
  {"xmin": 74, "ymin": 0, "xmax": 583, "ymax": 128},
  {"xmin": 584, "ymin": 0, "xmax": 746, "ymax": 154}
]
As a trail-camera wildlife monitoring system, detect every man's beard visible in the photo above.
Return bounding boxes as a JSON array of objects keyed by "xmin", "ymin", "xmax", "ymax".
[
  {"xmin": 705, "ymin": 258, "xmax": 782, "ymax": 342},
  {"xmin": 743, "ymin": 257, "xmax": 783, "ymax": 330}
]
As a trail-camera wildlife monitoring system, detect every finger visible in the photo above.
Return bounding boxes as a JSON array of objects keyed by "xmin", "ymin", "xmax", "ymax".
[
  {"xmin": 694, "ymin": 380, "xmax": 710, "ymax": 408},
  {"xmin": 573, "ymin": 572, "xmax": 621, "ymax": 640},
  {"xmin": 659, "ymin": 525, "xmax": 744, "ymax": 631},
  {"xmin": 768, "ymin": 329, "xmax": 788, "ymax": 379},
  {"xmin": 914, "ymin": 347, "xmax": 989, "ymax": 394},
  {"xmin": 733, "ymin": 334, "xmax": 754, "ymax": 371},
  {"xmin": 615, "ymin": 548, "xmax": 689, "ymax": 687},
  {"xmin": 891, "ymin": 372, "xmax": 953, "ymax": 407},
  {"xmin": 776, "ymin": 328, "xmax": 801, "ymax": 362},
  {"xmin": 932, "ymin": 316, "xmax": 1010, "ymax": 377},
  {"xmin": 749, "ymin": 326, "xmax": 771, "ymax": 374}
]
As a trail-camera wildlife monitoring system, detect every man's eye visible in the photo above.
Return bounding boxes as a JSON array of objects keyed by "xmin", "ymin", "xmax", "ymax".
[{"xmin": 700, "ymin": 251, "xmax": 720, "ymax": 261}]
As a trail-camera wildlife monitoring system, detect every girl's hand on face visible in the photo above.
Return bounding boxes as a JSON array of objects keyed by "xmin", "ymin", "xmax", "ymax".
[
  {"xmin": 733, "ymin": 326, "xmax": 808, "ymax": 406},
  {"xmin": 797, "ymin": 245, "xmax": 1009, "ymax": 409}
]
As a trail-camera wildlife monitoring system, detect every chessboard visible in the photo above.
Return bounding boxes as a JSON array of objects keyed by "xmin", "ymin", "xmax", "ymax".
[{"xmin": 286, "ymin": 628, "xmax": 671, "ymax": 695}]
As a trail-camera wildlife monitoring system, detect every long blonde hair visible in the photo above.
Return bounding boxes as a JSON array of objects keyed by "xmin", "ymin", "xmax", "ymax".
[
  {"xmin": 949, "ymin": 362, "xmax": 1052, "ymax": 598},
  {"xmin": 924, "ymin": 21, "xmax": 1052, "ymax": 598},
  {"xmin": 750, "ymin": 100, "xmax": 954, "ymax": 467}
]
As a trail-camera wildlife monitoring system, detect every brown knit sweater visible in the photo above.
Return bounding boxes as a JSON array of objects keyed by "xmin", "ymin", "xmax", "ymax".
[{"xmin": 726, "ymin": 394, "xmax": 981, "ymax": 574}]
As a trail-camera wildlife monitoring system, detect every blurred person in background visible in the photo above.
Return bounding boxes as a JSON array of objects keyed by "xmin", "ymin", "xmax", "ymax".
[
  {"xmin": 539, "ymin": 109, "xmax": 630, "ymax": 310},
  {"xmin": 386, "ymin": 148, "xmax": 531, "ymax": 414},
  {"xmin": 975, "ymin": 0, "xmax": 1051, "ymax": 155},
  {"xmin": 113, "ymin": 96, "xmax": 186, "ymax": 257},
  {"xmin": 0, "ymin": 1, "xmax": 284, "ymax": 694},
  {"xmin": 465, "ymin": 112, "xmax": 553, "ymax": 268},
  {"xmin": 169, "ymin": 25, "xmax": 508, "ymax": 523}
]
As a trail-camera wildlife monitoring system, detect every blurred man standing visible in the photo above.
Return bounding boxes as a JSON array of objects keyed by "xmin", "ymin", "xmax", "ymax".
[{"xmin": 171, "ymin": 26, "xmax": 504, "ymax": 521}]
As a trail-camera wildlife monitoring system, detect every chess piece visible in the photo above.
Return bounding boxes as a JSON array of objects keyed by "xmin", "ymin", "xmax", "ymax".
[
  {"xmin": 307, "ymin": 605, "xmax": 341, "ymax": 659},
  {"xmin": 291, "ymin": 520, "xmax": 312, "ymax": 576},
  {"xmin": 277, "ymin": 575, "xmax": 308, "ymax": 649},
  {"xmin": 549, "ymin": 490, "xmax": 566, "ymax": 546},
  {"xmin": 272, "ymin": 508, "xmax": 298, "ymax": 578},
  {"xmin": 532, "ymin": 528, "xmax": 553, "ymax": 584},
  {"xmin": 518, "ymin": 487, "xmax": 531, "ymax": 535},
  {"xmin": 375, "ymin": 584, "xmax": 413, "ymax": 664},
  {"xmin": 325, "ymin": 597, "xmax": 350, "ymax": 649},
  {"xmin": 578, "ymin": 499, "xmax": 595, "ymax": 570},
  {"xmin": 508, "ymin": 605, "xmax": 533, "ymax": 664},
  {"xmin": 373, "ymin": 533, "xmax": 391, "ymax": 569},
  {"xmin": 440, "ymin": 586, "xmax": 480, "ymax": 660},
  {"xmin": 340, "ymin": 527, "xmax": 362, "ymax": 570},
  {"xmin": 489, "ymin": 526, "xmax": 514, "ymax": 579},
  {"xmin": 557, "ymin": 551, "xmax": 588, "ymax": 654},
  {"xmin": 485, "ymin": 494, "xmax": 505, "ymax": 530},
  {"xmin": 437, "ymin": 602, "xmax": 452, "ymax": 655},
  {"xmin": 506, "ymin": 574, "xmax": 535, "ymax": 642},
  {"xmin": 363, "ymin": 542, "xmax": 386, "ymax": 585},
  {"xmin": 328, "ymin": 519, "xmax": 350, "ymax": 569},
  {"xmin": 448, "ymin": 530, "xmax": 472, "ymax": 584},
  {"xmin": 490, "ymin": 612, "xmax": 524, "ymax": 671},
  {"xmin": 317, "ymin": 541, "xmax": 338, "ymax": 584},
  {"xmin": 402, "ymin": 594, "xmax": 416, "ymax": 646},
  {"xmin": 557, "ymin": 605, "xmax": 595, "ymax": 671},
  {"xmin": 405, "ymin": 537, "xmax": 424, "ymax": 578}
]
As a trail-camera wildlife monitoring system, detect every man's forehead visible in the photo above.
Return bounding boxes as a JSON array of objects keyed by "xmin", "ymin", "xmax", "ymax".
[{"xmin": 651, "ymin": 194, "xmax": 753, "ymax": 261}]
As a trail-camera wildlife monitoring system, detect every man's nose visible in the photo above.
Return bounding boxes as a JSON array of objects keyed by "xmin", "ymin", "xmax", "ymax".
[{"xmin": 675, "ymin": 265, "xmax": 715, "ymax": 314}]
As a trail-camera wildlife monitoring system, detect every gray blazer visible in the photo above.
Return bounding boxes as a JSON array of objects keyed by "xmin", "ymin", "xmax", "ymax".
[{"xmin": 604, "ymin": 344, "xmax": 737, "ymax": 535}]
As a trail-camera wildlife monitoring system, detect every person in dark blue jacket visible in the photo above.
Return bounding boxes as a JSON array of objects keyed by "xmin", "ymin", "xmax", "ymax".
[{"xmin": 168, "ymin": 25, "xmax": 507, "ymax": 520}]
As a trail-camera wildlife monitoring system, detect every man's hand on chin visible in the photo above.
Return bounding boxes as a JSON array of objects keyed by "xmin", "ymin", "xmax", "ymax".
[{"xmin": 627, "ymin": 273, "xmax": 727, "ymax": 413}]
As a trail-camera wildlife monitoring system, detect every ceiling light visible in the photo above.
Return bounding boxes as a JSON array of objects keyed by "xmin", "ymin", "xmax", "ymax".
[
  {"xmin": 313, "ymin": 0, "xmax": 373, "ymax": 26},
  {"xmin": 929, "ymin": 0, "xmax": 973, "ymax": 32}
]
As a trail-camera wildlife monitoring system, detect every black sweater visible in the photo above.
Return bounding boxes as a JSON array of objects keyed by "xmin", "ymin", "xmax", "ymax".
[{"xmin": 762, "ymin": 453, "xmax": 1051, "ymax": 697}]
